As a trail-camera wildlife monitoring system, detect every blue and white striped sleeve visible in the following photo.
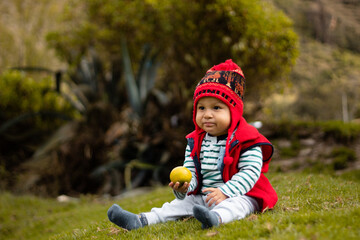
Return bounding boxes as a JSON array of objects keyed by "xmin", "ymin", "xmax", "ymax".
[
  {"xmin": 173, "ymin": 144, "xmax": 198, "ymax": 200},
  {"xmin": 219, "ymin": 146, "xmax": 263, "ymax": 198}
]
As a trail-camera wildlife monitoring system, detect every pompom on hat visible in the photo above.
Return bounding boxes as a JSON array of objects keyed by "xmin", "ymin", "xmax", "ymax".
[{"xmin": 191, "ymin": 59, "xmax": 246, "ymax": 166}]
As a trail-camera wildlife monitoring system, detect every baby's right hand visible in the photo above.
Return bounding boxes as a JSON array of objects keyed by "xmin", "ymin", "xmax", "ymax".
[{"xmin": 169, "ymin": 182, "xmax": 189, "ymax": 193}]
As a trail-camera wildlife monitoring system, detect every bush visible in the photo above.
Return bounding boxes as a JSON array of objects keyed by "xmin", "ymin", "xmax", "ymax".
[
  {"xmin": 0, "ymin": 70, "xmax": 78, "ymax": 131},
  {"xmin": 47, "ymin": 0, "xmax": 298, "ymax": 105},
  {"xmin": 264, "ymin": 120, "xmax": 360, "ymax": 143},
  {"xmin": 330, "ymin": 147, "xmax": 357, "ymax": 162},
  {"xmin": 330, "ymin": 146, "xmax": 357, "ymax": 170},
  {"xmin": 0, "ymin": 70, "xmax": 80, "ymax": 191},
  {"xmin": 321, "ymin": 121, "xmax": 360, "ymax": 143},
  {"xmin": 263, "ymin": 120, "xmax": 318, "ymax": 139},
  {"xmin": 279, "ymin": 140, "xmax": 301, "ymax": 158}
]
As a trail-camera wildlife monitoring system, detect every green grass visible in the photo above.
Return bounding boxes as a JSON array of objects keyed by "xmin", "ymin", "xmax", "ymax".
[{"xmin": 1, "ymin": 173, "xmax": 359, "ymax": 239}]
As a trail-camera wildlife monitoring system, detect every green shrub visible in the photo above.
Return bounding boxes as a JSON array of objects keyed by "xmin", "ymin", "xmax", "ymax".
[
  {"xmin": 279, "ymin": 140, "xmax": 301, "ymax": 158},
  {"xmin": 264, "ymin": 120, "xmax": 360, "ymax": 143},
  {"xmin": 0, "ymin": 70, "xmax": 78, "ymax": 130},
  {"xmin": 47, "ymin": 0, "xmax": 299, "ymax": 104},
  {"xmin": 330, "ymin": 147, "xmax": 357, "ymax": 162},
  {"xmin": 264, "ymin": 120, "xmax": 318, "ymax": 139},
  {"xmin": 321, "ymin": 121, "xmax": 360, "ymax": 143},
  {"xmin": 303, "ymin": 159, "xmax": 334, "ymax": 174},
  {"xmin": 330, "ymin": 146, "xmax": 357, "ymax": 170}
]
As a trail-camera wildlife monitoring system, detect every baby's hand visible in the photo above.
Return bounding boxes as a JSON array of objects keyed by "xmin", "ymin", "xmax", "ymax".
[
  {"xmin": 169, "ymin": 182, "xmax": 189, "ymax": 193},
  {"xmin": 203, "ymin": 188, "xmax": 228, "ymax": 206}
]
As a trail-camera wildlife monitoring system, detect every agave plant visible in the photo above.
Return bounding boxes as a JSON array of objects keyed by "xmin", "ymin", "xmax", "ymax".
[
  {"xmin": 90, "ymin": 39, "xmax": 173, "ymax": 193},
  {"xmin": 4, "ymin": 36, "xmax": 177, "ymax": 196},
  {"xmin": 121, "ymin": 39, "xmax": 163, "ymax": 118}
]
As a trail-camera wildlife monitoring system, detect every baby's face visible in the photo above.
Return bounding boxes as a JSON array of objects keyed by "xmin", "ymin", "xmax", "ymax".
[{"xmin": 195, "ymin": 97, "xmax": 231, "ymax": 136}]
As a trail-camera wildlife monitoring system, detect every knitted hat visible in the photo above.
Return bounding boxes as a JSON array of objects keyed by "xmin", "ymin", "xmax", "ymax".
[{"xmin": 192, "ymin": 59, "xmax": 246, "ymax": 165}]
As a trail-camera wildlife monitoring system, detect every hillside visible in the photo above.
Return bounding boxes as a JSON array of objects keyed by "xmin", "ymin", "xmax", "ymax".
[
  {"xmin": 264, "ymin": 0, "xmax": 360, "ymax": 182},
  {"xmin": 260, "ymin": 0, "xmax": 360, "ymax": 122},
  {"xmin": 273, "ymin": 0, "xmax": 360, "ymax": 52}
]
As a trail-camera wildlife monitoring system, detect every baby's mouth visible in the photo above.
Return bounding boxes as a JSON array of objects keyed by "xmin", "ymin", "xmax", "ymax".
[{"xmin": 204, "ymin": 122, "xmax": 215, "ymax": 127}]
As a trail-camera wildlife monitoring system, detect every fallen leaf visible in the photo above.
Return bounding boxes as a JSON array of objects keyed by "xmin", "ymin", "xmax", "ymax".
[
  {"xmin": 282, "ymin": 196, "xmax": 290, "ymax": 200},
  {"xmin": 265, "ymin": 222, "xmax": 273, "ymax": 231},
  {"xmin": 262, "ymin": 206, "xmax": 270, "ymax": 213},
  {"xmin": 206, "ymin": 231, "xmax": 219, "ymax": 237},
  {"xmin": 182, "ymin": 216, "xmax": 194, "ymax": 222},
  {"xmin": 247, "ymin": 214, "xmax": 258, "ymax": 221},
  {"xmin": 283, "ymin": 207, "xmax": 300, "ymax": 212},
  {"xmin": 108, "ymin": 227, "xmax": 125, "ymax": 235},
  {"xmin": 336, "ymin": 196, "xmax": 344, "ymax": 204}
]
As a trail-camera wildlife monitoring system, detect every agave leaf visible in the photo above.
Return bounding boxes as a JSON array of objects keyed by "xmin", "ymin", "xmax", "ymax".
[
  {"xmin": 88, "ymin": 47, "xmax": 102, "ymax": 92},
  {"xmin": 135, "ymin": 44, "xmax": 160, "ymax": 104},
  {"xmin": 121, "ymin": 38, "xmax": 142, "ymax": 116},
  {"xmin": 79, "ymin": 58, "xmax": 92, "ymax": 84},
  {"xmin": 10, "ymin": 66, "xmax": 53, "ymax": 73},
  {"xmin": 79, "ymin": 57, "xmax": 98, "ymax": 93},
  {"xmin": 63, "ymin": 80, "xmax": 90, "ymax": 111},
  {"xmin": 60, "ymin": 92, "xmax": 86, "ymax": 113},
  {"xmin": 0, "ymin": 111, "xmax": 72, "ymax": 134},
  {"xmin": 143, "ymin": 53, "xmax": 160, "ymax": 102},
  {"xmin": 124, "ymin": 159, "xmax": 156, "ymax": 189},
  {"xmin": 138, "ymin": 44, "xmax": 152, "ymax": 103},
  {"xmin": 129, "ymin": 170, "xmax": 148, "ymax": 189},
  {"xmin": 136, "ymin": 44, "xmax": 151, "ymax": 84},
  {"xmin": 151, "ymin": 89, "xmax": 169, "ymax": 106},
  {"xmin": 90, "ymin": 160, "xmax": 126, "ymax": 179}
]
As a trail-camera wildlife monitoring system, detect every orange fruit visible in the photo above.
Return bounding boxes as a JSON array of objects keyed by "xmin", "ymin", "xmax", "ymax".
[{"xmin": 170, "ymin": 166, "xmax": 192, "ymax": 185}]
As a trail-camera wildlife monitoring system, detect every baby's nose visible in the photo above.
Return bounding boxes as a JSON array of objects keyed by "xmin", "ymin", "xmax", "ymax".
[{"xmin": 204, "ymin": 110, "xmax": 213, "ymax": 118}]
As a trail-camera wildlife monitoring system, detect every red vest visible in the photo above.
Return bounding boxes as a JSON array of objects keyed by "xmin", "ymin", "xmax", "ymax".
[{"xmin": 186, "ymin": 117, "xmax": 278, "ymax": 212}]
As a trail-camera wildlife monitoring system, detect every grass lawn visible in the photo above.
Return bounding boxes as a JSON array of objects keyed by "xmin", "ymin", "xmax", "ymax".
[{"xmin": 0, "ymin": 172, "xmax": 359, "ymax": 239}]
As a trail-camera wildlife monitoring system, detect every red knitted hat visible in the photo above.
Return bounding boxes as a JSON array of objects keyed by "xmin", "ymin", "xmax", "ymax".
[
  {"xmin": 192, "ymin": 59, "xmax": 246, "ymax": 165},
  {"xmin": 193, "ymin": 59, "xmax": 245, "ymax": 129}
]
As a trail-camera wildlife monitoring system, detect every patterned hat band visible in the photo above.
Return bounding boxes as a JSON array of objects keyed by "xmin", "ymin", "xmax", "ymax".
[
  {"xmin": 194, "ymin": 83, "xmax": 243, "ymax": 108},
  {"xmin": 196, "ymin": 70, "xmax": 245, "ymax": 100}
]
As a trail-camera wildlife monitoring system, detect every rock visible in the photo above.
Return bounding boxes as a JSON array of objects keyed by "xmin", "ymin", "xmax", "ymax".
[
  {"xmin": 300, "ymin": 138, "xmax": 316, "ymax": 146},
  {"xmin": 299, "ymin": 148, "xmax": 312, "ymax": 157},
  {"xmin": 277, "ymin": 139, "xmax": 292, "ymax": 148},
  {"xmin": 57, "ymin": 195, "xmax": 79, "ymax": 203}
]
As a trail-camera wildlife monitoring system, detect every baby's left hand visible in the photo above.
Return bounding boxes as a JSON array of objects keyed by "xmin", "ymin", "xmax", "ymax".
[{"xmin": 202, "ymin": 188, "xmax": 228, "ymax": 206}]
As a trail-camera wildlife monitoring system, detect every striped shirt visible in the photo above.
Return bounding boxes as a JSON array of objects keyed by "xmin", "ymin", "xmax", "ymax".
[{"xmin": 174, "ymin": 133, "xmax": 263, "ymax": 199}]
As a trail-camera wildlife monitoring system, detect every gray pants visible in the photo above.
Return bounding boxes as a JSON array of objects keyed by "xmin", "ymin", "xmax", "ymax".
[{"xmin": 143, "ymin": 194, "xmax": 259, "ymax": 225}]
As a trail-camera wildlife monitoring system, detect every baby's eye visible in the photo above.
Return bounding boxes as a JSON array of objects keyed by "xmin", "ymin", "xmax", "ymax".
[
  {"xmin": 214, "ymin": 106, "xmax": 221, "ymax": 110},
  {"xmin": 198, "ymin": 106, "xmax": 205, "ymax": 110}
]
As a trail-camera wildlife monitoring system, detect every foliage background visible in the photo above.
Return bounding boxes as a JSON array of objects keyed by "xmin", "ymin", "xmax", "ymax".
[{"xmin": 0, "ymin": 0, "xmax": 359, "ymax": 198}]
